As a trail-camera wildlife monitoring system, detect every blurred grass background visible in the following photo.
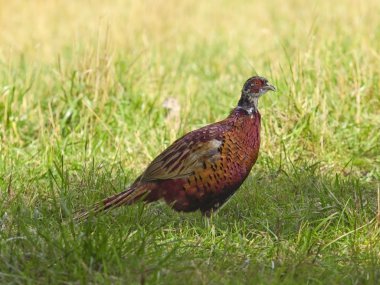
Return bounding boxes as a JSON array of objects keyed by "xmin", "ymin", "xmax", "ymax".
[{"xmin": 1, "ymin": 0, "xmax": 380, "ymax": 284}]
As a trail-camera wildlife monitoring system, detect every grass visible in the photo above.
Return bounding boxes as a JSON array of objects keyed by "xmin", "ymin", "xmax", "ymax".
[{"xmin": 1, "ymin": 0, "xmax": 380, "ymax": 284}]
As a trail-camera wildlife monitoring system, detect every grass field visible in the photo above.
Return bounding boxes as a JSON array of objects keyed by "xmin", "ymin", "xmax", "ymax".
[{"xmin": 1, "ymin": 0, "xmax": 380, "ymax": 284}]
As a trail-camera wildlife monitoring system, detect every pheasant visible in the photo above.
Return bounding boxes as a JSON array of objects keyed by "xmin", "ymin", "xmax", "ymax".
[{"xmin": 77, "ymin": 76, "xmax": 275, "ymax": 219}]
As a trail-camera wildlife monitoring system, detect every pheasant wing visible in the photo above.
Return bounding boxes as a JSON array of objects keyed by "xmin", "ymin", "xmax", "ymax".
[{"xmin": 140, "ymin": 123, "xmax": 231, "ymax": 181}]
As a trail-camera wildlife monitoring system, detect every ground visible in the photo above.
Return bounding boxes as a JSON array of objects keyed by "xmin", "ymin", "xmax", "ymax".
[{"xmin": 0, "ymin": 0, "xmax": 379, "ymax": 284}]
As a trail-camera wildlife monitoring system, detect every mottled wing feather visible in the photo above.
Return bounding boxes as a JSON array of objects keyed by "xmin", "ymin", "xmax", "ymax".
[{"xmin": 140, "ymin": 123, "xmax": 232, "ymax": 181}]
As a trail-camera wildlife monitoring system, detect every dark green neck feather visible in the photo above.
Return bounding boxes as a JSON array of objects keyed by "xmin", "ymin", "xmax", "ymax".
[{"xmin": 237, "ymin": 93, "xmax": 259, "ymax": 113}]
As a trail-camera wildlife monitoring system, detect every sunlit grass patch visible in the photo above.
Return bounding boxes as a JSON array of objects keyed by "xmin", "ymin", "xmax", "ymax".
[{"xmin": 1, "ymin": 0, "xmax": 380, "ymax": 283}]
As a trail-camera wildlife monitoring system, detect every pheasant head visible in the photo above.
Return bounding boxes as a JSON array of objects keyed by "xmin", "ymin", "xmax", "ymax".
[{"xmin": 238, "ymin": 76, "xmax": 276, "ymax": 112}]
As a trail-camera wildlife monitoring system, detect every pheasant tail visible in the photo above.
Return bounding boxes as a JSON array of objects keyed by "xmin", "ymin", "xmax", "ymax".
[{"xmin": 75, "ymin": 183, "xmax": 151, "ymax": 221}]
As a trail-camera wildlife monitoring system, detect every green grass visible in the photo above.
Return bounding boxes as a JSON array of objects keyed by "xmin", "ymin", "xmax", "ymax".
[{"xmin": 1, "ymin": 0, "xmax": 380, "ymax": 284}]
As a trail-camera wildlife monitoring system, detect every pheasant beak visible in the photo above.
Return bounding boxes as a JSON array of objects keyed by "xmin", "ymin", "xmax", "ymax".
[{"xmin": 264, "ymin": 83, "xmax": 276, "ymax": 92}]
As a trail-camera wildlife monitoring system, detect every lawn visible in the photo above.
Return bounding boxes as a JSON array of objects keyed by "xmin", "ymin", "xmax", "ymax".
[{"xmin": 1, "ymin": 0, "xmax": 380, "ymax": 284}]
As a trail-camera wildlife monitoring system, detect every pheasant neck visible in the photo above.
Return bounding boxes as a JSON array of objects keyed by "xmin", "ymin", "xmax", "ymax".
[{"xmin": 237, "ymin": 94, "xmax": 259, "ymax": 113}]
